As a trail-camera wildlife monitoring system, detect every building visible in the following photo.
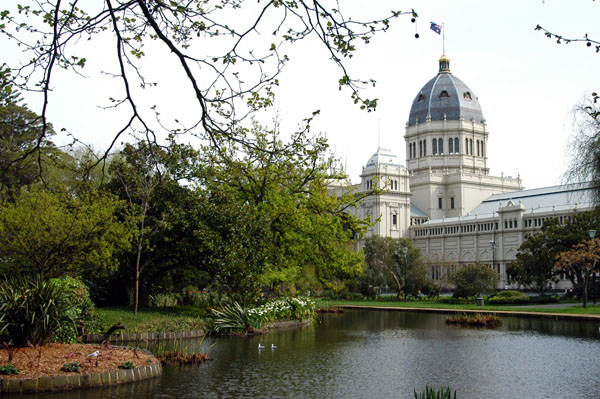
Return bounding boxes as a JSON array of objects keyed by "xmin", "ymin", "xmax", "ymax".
[{"xmin": 343, "ymin": 54, "xmax": 594, "ymax": 289}]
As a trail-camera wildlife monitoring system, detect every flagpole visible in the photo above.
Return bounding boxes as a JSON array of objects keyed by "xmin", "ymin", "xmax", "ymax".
[{"xmin": 443, "ymin": 23, "xmax": 445, "ymax": 54}]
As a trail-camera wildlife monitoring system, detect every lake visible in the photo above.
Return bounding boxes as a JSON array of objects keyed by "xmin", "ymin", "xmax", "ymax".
[{"xmin": 32, "ymin": 309, "xmax": 600, "ymax": 398}]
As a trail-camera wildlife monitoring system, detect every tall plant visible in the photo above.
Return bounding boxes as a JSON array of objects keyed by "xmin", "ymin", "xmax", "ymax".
[{"xmin": 0, "ymin": 276, "xmax": 75, "ymax": 346}]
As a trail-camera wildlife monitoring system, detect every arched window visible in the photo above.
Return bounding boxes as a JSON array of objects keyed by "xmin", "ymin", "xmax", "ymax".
[
  {"xmin": 423, "ymin": 140, "xmax": 427, "ymax": 155},
  {"xmin": 439, "ymin": 138, "xmax": 444, "ymax": 154},
  {"xmin": 419, "ymin": 141, "xmax": 422, "ymax": 157},
  {"xmin": 418, "ymin": 93, "xmax": 426, "ymax": 102},
  {"xmin": 469, "ymin": 139, "xmax": 473, "ymax": 155},
  {"xmin": 448, "ymin": 138, "xmax": 453, "ymax": 154},
  {"xmin": 439, "ymin": 90, "xmax": 450, "ymax": 98},
  {"xmin": 477, "ymin": 140, "xmax": 480, "ymax": 156},
  {"xmin": 454, "ymin": 138, "xmax": 459, "ymax": 153},
  {"xmin": 465, "ymin": 138, "xmax": 469, "ymax": 154},
  {"xmin": 432, "ymin": 138, "xmax": 437, "ymax": 155},
  {"xmin": 481, "ymin": 141, "xmax": 485, "ymax": 157},
  {"xmin": 463, "ymin": 92, "xmax": 472, "ymax": 99}
]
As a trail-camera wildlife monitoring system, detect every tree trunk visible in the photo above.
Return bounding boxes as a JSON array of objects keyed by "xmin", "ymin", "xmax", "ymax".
[
  {"xmin": 583, "ymin": 275, "xmax": 588, "ymax": 308},
  {"xmin": 390, "ymin": 270, "xmax": 402, "ymax": 300}
]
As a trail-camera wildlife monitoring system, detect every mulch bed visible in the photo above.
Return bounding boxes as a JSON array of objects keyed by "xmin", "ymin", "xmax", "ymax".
[{"xmin": 0, "ymin": 343, "xmax": 158, "ymax": 380}]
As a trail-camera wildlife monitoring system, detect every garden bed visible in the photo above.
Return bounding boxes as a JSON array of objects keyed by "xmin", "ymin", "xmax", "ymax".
[{"xmin": 0, "ymin": 343, "xmax": 161, "ymax": 394}]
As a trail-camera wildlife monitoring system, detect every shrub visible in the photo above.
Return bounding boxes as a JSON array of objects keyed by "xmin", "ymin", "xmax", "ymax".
[
  {"xmin": 0, "ymin": 365, "xmax": 19, "ymax": 375},
  {"xmin": 51, "ymin": 277, "xmax": 99, "ymax": 343},
  {"xmin": 414, "ymin": 386, "xmax": 457, "ymax": 399},
  {"xmin": 488, "ymin": 290, "xmax": 530, "ymax": 305},
  {"xmin": 0, "ymin": 276, "xmax": 75, "ymax": 346},
  {"xmin": 118, "ymin": 361, "xmax": 135, "ymax": 370},
  {"xmin": 450, "ymin": 263, "xmax": 498, "ymax": 298},
  {"xmin": 61, "ymin": 362, "xmax": 81, "ymax": 373}
]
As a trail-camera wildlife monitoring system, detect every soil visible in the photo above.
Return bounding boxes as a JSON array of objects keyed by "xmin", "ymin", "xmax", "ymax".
[{"xmin": 0, "ymin": 343, "xmax": 159, "ymax": 380}]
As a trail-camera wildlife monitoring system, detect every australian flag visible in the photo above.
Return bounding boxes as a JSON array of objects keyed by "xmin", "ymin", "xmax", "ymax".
[{"xmin": 430, "ymin": 22, "xmax": 442, "ymax": 35}]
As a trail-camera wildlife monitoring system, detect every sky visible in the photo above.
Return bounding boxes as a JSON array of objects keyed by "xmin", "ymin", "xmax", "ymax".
[{"xmin": 4, "ymin": 0, "xmax": 599, "ymax": 190}]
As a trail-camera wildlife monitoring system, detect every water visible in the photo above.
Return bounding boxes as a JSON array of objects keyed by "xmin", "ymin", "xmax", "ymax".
[{"xmin": 29, "ymin": 310, "xmax": 600, "ymax": 398}]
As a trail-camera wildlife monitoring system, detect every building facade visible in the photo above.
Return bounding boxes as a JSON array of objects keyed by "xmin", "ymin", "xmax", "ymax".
[{"xmin": 343, "ymin": 55, "xmax": 594, "ymax": 289}]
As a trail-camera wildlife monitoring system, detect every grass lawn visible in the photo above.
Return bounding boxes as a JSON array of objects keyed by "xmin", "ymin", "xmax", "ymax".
[
  {"xmin": 92, "ymin": 306, "xmax": 207, "ymax": 334},
  {"xmin": 316, "ymin": 299, "xmax": 600, "ymax": 315}
]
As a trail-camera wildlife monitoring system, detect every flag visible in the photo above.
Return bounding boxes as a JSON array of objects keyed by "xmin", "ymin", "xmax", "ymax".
[{"xmin": 430, "ymin": 22, "xmax": 442, "ymax": 35}]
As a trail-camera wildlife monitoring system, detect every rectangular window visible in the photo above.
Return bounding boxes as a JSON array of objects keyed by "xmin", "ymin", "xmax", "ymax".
[
  {"xmin": 450, "ymin": 197, "xmax": 455, "ymax": 209},
  {"xmin": 392, "ymin": 214, "xmax": 397, "ymax": 225},
  {"xmin": 438, "ymin": 197, "xmax": 443, "ymax": 209},
  {"xmin": 448, "ymin": 138, "xmax": 453, "ymax": 154}
]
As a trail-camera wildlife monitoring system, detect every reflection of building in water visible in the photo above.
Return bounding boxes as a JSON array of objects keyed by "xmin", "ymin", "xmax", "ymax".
[{"xmin": 340, "ymin": 54, "xmax": 593, "ymax": 289}]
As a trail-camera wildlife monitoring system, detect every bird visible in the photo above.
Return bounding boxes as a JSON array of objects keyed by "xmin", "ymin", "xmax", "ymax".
[
  {"xmin": 86, "ymin": 350, "xmax": 99, "ymax": 358},
  {"xmin": 271, "ymin": 344, "xmax": 277, "ymax": 349},
  {"xmin": 258, "ymin": 344, "xmax": 265, "ymax": 349}
]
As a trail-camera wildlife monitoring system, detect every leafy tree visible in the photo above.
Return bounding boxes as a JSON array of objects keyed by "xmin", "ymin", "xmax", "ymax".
[
  {"xmin": 0, "ymin": 185, "xmax": 131, "ymax": 279},
  {"xmin": 1, "ymin": 1, "xmax": 417, "ymax": 156},
  {"xmin": 556, "ymin": 238, "xmax": 600, "ymax": 308},
  {"xmin": 507, "ymin": 233, "xmax": 557, "ymax": 295},
  {"xmin": 201, "ymin": 120, "xmax": 367, "ymax": 296},
  {"xmin": 450, "ymin": 263, "xmax": 498, "ymax": 298},
  {"xmin": 362, "ymin": 236, "xmax": 426, "ymax": 299},
  {"xmin": 0, "ymin": 83, "xmax": 60, "ymax": 190}
]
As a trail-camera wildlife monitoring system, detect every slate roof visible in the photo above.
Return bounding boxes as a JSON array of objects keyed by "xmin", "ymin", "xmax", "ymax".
[{"xmin": 408, "ymin": 56, "xmax": 485, "ymax": 127}]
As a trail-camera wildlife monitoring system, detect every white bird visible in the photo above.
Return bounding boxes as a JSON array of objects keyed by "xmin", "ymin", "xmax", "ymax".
[
  {"xmin": 271, "ymin": 344, "xmax": 277, "ymax": 349},
  {"xmin": 258, "ymin": 344, "xmax": 265, "ymax": 349},
  {"xmin": 86, "ymin": 350, "xmax": 99, "ymax": 358}
]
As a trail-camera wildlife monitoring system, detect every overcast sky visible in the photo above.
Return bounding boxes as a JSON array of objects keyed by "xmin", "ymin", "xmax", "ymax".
[{"xmin": 5, "ymin": 0, "xmax": 599, "ymax": 190}]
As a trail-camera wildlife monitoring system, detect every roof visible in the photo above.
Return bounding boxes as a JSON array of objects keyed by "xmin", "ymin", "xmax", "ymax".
[
  {"xmin": 407, "ymin": 55, "xmax": 485, "ymax": 127},
  {"xmin": 411, "ymin": 205, "xmax": 428, "ymax": 218},
  {"xmin": 365, "ymin": 147, "xmax": 402, "ymax": 168},
  {"xmin": 418, "ymin": 183, "xmax": 594, "ymax": 226}
]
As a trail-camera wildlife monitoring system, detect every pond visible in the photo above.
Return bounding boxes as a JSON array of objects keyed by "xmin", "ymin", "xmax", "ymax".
[{"xmin": 31, "ymin": 309, "xmax": 600, "ymax": 399}]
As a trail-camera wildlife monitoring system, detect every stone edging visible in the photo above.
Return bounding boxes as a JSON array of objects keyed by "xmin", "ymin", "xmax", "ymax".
[
  {"xmin": 0, "ymin": 362, "xmax": 162, "ymax": 394},
  {"xmin": 338, "ymin": 305, "xmax": 600, "ymax": 321},
  {"xmin": 81, "ymin": 329, "xmax": 205, "ymax": 343}
]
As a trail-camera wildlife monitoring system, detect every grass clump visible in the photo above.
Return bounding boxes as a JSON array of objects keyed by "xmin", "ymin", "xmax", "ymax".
[
  {"xmin": 445, "ymin": 313, "xmax": 501, "ymax": 328},
  {"xmin": 414, "ymin": 386, "xmax": 457, "ymax": 399},
  {"xmin": 0, "ymin": 365, "xmax": 19, "ymax": 375},
  {"xmin": 61, "ymin": 362, "xmax": 82, "ymax": 373},
  {"xmin": 488, "ymin": 290, "xmax": 530, "ymax": 305}
]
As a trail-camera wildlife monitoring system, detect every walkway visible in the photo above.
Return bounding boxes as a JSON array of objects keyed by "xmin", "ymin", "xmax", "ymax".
[{"xmin": 339, "ymin": 304, "xmax": 600, "ymax": 322}]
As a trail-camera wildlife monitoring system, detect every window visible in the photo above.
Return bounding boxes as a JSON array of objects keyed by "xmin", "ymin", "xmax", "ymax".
[
  {"xmin": 469, "ymin": 139, "xmax": 473, "ymax": 155},
  {"xmin": 438, "ymin": 197, "xmax": 443, "ymax": 209},
  {"xmin": 439, "ymin": 138, "xmax": 444, "ymax": 154},
  {"xmin": 465, "ymin": 138, "xmax": 469, "ymax": 154},
  {"xmin": 393, "ymin": 214, "xmax": 397, "ymax": 225},
  {"xmin": 418, "ymin": 93, "xmax": 426, "ymax": 102},
  {"xmin": 439, "ymin": 90, "xmax": 450, "ymax": 98},
  {"xmin": 463, "ymin": 91, "xmax": 472, "ymax": 99},
  {"xmin": 432, "ymin": 138, "xmax": 437, "ymax": 155},
  {"xmin": 448, "ymin": 138, "xmax": 453, "ymax": 154},
  {"xmin": 454, "ymin": 138, "xmax": 459, "ymax": 154},
  {"xmin": 424, "ymin": 140, "xmax": 427, "ymax": 155},
  {"xmin": 477, "ymin": 140, "xmax": 480, "ymax": 156},
  {"xmin": 481, "ymin": 141, "xmax": 484, "ymax": 156},
  {"xmin": 419, "ymin": 141, "xmax": 422, "ymax": 157},
  {"xmin": 450, "ymin": 197, "xmax": 455, "ymax": 209}
]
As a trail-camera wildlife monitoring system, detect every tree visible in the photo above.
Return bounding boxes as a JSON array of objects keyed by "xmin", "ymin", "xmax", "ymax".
[
  {"xmin": 556, "ymin": 238, "xmax": 600, "ymax": 308},
  {"xmin": 362, "ymin": 236, "xmax": 426, "ymax": 299},
  {"xmin": 565, "ymin": 94, "xmax": 600, "ymax": 204},
  {"xmin": 201, "ymin": 120, "xmax": 367, "ymax": 296},
  {"xmin": 0, "ymin": 83, "xmax": 60, "ymax": 190},
  {"xmin": 0, "ymin": 185, "xmax": 131, "ymax": 279},
  {"xmin": 507, "ymin": 233, "xmax": 557, "ymax": 295},
  {"xmin": 450, "ymin": 263, "xmax": 498, "ymax": 298},
  {"xmin": 1, "ymin": 1, "xmax": 417, "ymax": 157}
]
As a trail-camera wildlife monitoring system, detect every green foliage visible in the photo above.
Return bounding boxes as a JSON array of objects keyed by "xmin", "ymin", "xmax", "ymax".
[
  {"xmin": 207, "ymin": 301, "xmax": 252, "ymax": 333},
  {"xmin": 0, "ymin": 186, "xmax": 131, "ymax": 279},
  {"xmin": 528, "ymin": 295, "xmax": 559, "ymax": 304},
  {"xmin": 488, "ymin": 290, "xmax": 530, "ymax": 305},
  {"xmin": 93, "ymin": 306, "xmax": 205, "ymax": 334},
  {"xmin": 0, "ymin": 364, "xmax": 19, "ymax": 375},
  {"xmin": 414, "ymin": 386, "xmax": 456, "ymax": 399},
  {"xmin": 61, "ymin": 362, "xmax": 81, "ymax": 373},
  {"xmin": 118, "ymin": 361, "xmax": 135, "ymax": 370},
  {"xmin": 361, "ymin": 236, "xmax": 429, "ymax": 298},
  {"xmin": 450, "ymin": 263, "xmax": 498, "ymax": 298},
  {"xmin": 0, "ymin": 276, "xmax": 75, "ymax": 346},
  {"xmin": 50, "ymin": 277, "xmax": 99, "ymax": 343}
]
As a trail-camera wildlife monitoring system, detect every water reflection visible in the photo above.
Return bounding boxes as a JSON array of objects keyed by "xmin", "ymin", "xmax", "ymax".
[{"xmin": 30, "ymin": 310, "xmax": 600, "ymax": 399}]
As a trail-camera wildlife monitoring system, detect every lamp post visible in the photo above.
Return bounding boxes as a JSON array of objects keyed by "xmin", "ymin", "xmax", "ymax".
[
  {"xmin": 402, "ymin": 247, "xmax": 408, "ymax": 303},
  {"xmin": 490, "ymin": 240, "xmax": 496, "ymax": 274},
  {"xmin": 589, "ymin": 230, "xmax": 597, "ymax": 305}
]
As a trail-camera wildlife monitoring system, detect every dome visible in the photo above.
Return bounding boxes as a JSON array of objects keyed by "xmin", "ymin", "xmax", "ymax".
[
  {"xmin": 365, "ymin": 147, "xmax": 401, "ymax": 168},
  {"xmin": 407, "ymin": 55, "xmax": 485, "ymax": 127}
]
